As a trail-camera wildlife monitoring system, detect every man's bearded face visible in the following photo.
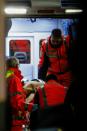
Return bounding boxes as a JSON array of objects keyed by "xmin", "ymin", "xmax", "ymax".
[{"xmin": 50, "ymin": 36, "xmax": 63, "ymax": 48}]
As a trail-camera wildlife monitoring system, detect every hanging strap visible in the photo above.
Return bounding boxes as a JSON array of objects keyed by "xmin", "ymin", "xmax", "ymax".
[{"xmin": 41, "ymin": 87, "xmax": 48, "ymax": 107}]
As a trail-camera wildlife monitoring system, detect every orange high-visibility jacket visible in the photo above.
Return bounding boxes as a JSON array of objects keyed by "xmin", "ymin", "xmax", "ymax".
[
  {"xmin": 6, "ymin": 68, "xmax": 33, "ymax": 127},
  {"xmin": 38, "ymin": 36, "xmax": 73, "ymax": 87},
  {"xmin": 35, "ymin": 80, "xmax": 67, "ymax": 109}
]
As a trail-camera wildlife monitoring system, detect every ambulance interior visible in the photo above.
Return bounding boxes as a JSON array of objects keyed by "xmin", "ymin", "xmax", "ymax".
[
  {"xmin": 0, "ymin": 0, "xmax": 84, "ymax": 130},
  {"xmin": 6, "ymin": 17, "xmax": 80, "ymax": 82}
]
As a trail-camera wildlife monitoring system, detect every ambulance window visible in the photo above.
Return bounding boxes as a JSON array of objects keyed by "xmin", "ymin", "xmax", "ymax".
[
  {"xmin": 39, "ymin": 39, "xmax": 45, "ymax": 57},
  {"xmin": 9, "ymin": 40, "xmax": 31, "ymax": 64}
]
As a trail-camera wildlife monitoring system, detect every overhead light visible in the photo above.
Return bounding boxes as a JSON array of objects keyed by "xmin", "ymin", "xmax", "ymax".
[
  {"xmin": 65, "ymin": 9, "xmax": 83, "ymax": 13},
  {"xmin": 4, "ymin": 6, "xmax": 27, "ymax": 14}
]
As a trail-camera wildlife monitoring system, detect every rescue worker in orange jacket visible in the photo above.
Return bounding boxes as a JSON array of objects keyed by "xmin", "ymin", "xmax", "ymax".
[
  {"xmin": 6, "ymin": 57, "xmax": 37, "ymax": 131},
  {"xmin": 38, "ymin": 28, "xmax": 74, "ymax": 88},
  {"xmin": 29, "ymin": 74, "xmax": 68, "ymax": 130},
  {"xmin": 34, "ymin": 74, "xmax": 67, "ymax": 109}
]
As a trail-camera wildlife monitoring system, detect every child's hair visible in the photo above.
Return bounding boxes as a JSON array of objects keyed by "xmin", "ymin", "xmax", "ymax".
[{"xmin": 31, "ymin": 79, "xmax": 40, "ymax": 82}]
